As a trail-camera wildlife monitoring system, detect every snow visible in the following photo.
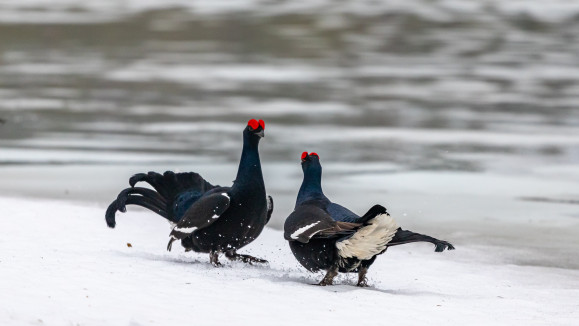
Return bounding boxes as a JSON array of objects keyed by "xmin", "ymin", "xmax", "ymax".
[{"xmin": 1, "ymin": 196, "xmax": 577, "ymax": 325}]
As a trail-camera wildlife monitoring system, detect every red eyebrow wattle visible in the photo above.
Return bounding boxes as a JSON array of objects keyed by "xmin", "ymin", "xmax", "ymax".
[
  {"xmin": 301, "ymin": 152, "xmax": 308, "ymax": 160},
  {"xmin": 248, "ymin": 119, "xmax": 259, "ymax": 130},
  {"xmin": 309, "ymin": 152, "xmax": 319, "ymax": 158},
  {"xmin": 258, "ymin": 119, "xmax": 265, "ymax": 129}
]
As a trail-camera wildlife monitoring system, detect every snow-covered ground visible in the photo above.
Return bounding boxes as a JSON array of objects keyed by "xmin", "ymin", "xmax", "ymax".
[{"xmin": 1, "ymin": 196, "xmax": 577, "ymax": 326}]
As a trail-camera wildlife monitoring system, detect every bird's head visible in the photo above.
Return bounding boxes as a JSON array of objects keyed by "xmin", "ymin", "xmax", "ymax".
[
  {"xmin": 300, "ymin": 151, "xmax": 321, "ymax": 171},
  {"xmin": 244, "ymin": 119, "xmax": 265, "ymax": 141}
]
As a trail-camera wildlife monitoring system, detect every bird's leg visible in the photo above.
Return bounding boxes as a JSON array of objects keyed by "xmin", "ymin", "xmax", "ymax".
[
  {"xmin": 357, "ymin": 266, "xmax": 369, "ymax": 287},
  {"xmin": 209, "ymin": 250, "xmax": 222, "ymax": 267},
  {"xmin": 225, "ymin": 249, "xmax": 268, "ymax": 265},
  {"xmin": 318, "ymin": 266, "xmax": 339, "ymax": 286},
  {"xmin": 181, "ymin": 236, "xmax": 195, "ymax": 252},
  {"xmin": 167, "ymin": 237, "xmax": 176, "ymax": 252}
]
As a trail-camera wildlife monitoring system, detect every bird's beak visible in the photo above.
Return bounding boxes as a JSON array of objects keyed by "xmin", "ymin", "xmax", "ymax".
[{"xmin": 256, "ymin": 130, "xmax": 264, "ymax": 138}]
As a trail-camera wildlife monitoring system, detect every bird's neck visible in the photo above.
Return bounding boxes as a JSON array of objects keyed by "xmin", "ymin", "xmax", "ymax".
[
  {"xmin": 232, "ymin": 139, "xmax": 264, "ymax": 193},
  {"xmin": 296, "ymin": 166, "xmax": 325, "ymax": 207}
]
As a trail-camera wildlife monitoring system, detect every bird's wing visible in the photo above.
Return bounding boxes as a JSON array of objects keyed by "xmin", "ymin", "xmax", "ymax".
[
  {"xmin": 169, "ymin": 192, "xmax": 231, "ymax": 240},
  {"xmin": 265, "ymin": 195, "xmax": 274, "ymax": 224},
  {"xmin": 284, "ymin": 205, "xmax": 359, "ymax": 243},
  {"xmin": 172, "ymin": 186, "xmax": 230, "ymax": 222},
  {"xmin": 326, "ymin": 202, "xmax": 360, "ymax": 222}
]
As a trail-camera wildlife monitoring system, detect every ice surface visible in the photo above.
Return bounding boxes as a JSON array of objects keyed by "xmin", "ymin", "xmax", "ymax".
[{"xmin": 3, "ymin": 0, "xmax": 579, "ymax": 21}]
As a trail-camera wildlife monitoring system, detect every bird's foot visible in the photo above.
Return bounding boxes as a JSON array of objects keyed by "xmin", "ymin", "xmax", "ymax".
[
  {"xmin": 317, "ymin": 267, "xmax": 338, "ymax": 286},
  {"xmin": 317, "ymin": 279, "xmax": 333, "ymax": 286},
  {"xmin": 356, "ymin": 278, "xmax": 369, "ymax": 287},
  {"xmin": 357, "ymin": 267, "xmax": 369, "ymax": 287},
  {"xmin": 209, "ymin": 251, "xmax": 222, "ymax": 267},
  {"xmin": 225, "ymin": 250, "xmax": 268, "ymax": 265}
]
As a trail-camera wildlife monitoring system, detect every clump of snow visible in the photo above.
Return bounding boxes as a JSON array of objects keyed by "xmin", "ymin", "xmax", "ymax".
[{"xmin": 0, "ymin": 197, "xmax": 577, "ymax": 325}]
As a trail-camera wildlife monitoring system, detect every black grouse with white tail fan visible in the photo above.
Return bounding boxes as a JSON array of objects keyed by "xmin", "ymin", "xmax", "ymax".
[
  {"xmin": 106, "ymin": 119, "xmax": 274, "ymax": 266},
  {"xmin": 284, "ymin": 152, "xmax": 454, "ymax": 286}
]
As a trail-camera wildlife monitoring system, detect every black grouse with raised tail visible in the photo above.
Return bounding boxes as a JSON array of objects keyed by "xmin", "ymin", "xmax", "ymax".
[
  {"xmin": 284, "ymin": 152, "xmax": 454, "ymax": 286},
  {"xmin": 106, "ymin": 119, "xmax": 273, "ymax": 266}
]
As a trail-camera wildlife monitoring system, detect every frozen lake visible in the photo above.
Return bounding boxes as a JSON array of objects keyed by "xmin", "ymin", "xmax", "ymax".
[{"xmin": 0, "ymin": 0, "xmax": 578, "ymax": 275}]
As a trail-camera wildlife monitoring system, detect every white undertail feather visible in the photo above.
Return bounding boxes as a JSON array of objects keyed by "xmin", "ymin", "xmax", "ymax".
[{"xmin": 335, "ymin": 214, "xmax": 399, "ymax": 260}]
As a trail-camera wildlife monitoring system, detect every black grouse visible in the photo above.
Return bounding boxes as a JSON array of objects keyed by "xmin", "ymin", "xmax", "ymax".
[
  {"xmin": 106, "ymin": 119, "xmax": 274, "ymax": 266},
  {"xmin": 284, "ymin": 152, "xmax": 454, "ymax": 286}
]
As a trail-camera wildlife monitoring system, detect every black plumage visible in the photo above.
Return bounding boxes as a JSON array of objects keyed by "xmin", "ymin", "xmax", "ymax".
[
  {"xmin": 284, "ymin": 152, "xmax": 455, "ymax": 286},
  {"xmin": 106, "ymin": 119, "xmax": 273, "ymax": 266}
]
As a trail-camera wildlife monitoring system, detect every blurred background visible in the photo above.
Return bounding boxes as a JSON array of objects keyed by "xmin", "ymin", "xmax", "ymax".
[{"xmin": 0, "ymin": 1, "xmax": 578, "ymax": 268}]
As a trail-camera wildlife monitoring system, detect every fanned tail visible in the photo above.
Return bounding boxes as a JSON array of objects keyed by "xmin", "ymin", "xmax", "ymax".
[
  {"xmin": 105, "ymin": 171, "xmax": 216, "ymax": 228},
  {"xmin": 129, "ymin": 171, "xmax": 214, "ymax": 200}
]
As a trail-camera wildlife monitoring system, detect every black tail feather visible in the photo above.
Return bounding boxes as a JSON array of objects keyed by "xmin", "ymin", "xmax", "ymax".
[
  {"xmin": 124, "ymin": 196, "xmax": 169, "ymax": 218},
  {"xmin": 106, "ymin": 170, "xmax": 217, "ymax": 228},
  {"xmin": 435, "ymin": 241, "xmax": 455, "ymax": 252},
  {"xmin": 105, "ymin": 200, "xmax": 121, "ymax": 228},
  {"xmin": 129, "ymin": 172, "xmax": 170, "ymax": 198},
  {"xmin": 389, "ymin": 228, "xmax": 455, "ymax": 252},
  {"xmin": 359, "ymin": 204, "xmax": 389, "ymax": 224},
  {"xmin": 116, "ymin": 187, "xmax": 166, "ymax": 213},
  {"xmin": 129, "ymin": 171, "xmax": 215, "ymax": 202},
  {"xmin": 105, "ymin": 194, "xmax": 170, "ymax": 228}
]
